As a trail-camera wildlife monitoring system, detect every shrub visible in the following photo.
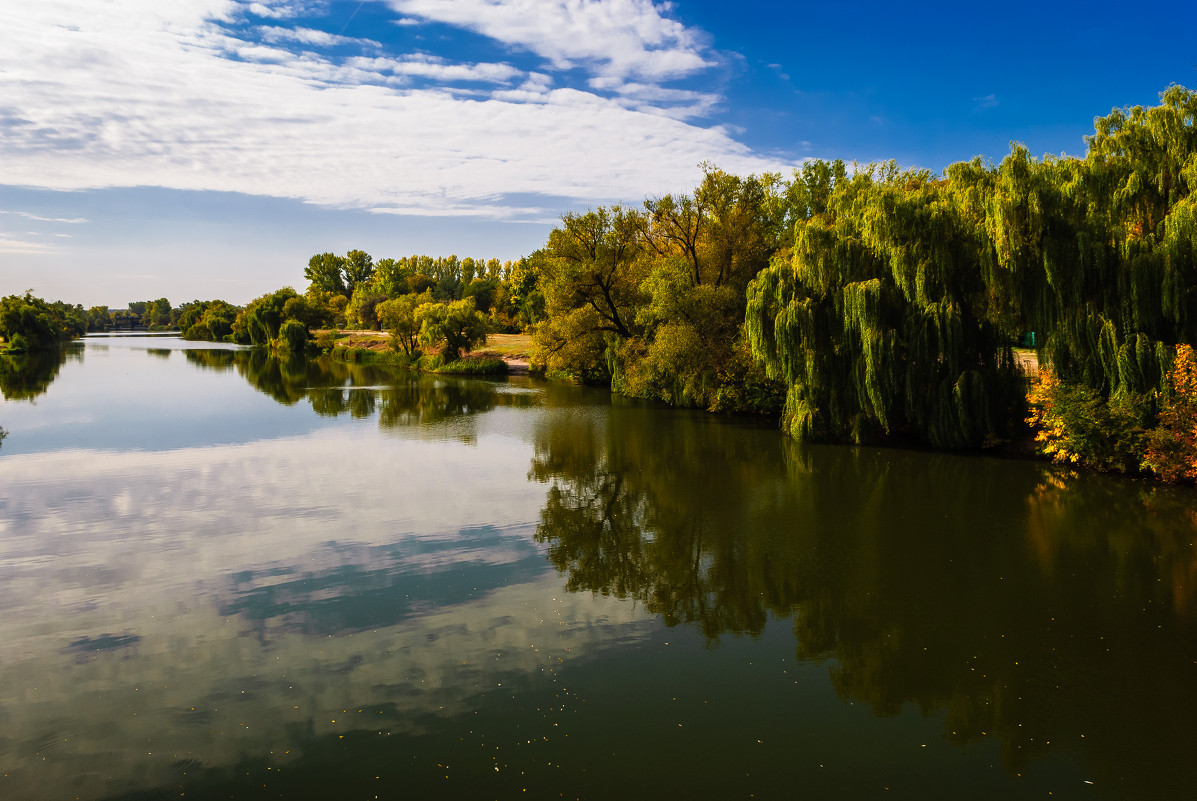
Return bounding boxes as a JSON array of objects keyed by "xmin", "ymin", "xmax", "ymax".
[
  {"xmin": 1142, "ymin": 344, "xmax": 1197, "ymax": 483},
  {"xmin": 434, "ymin": 357, "xmax": 508, "ymax": 376},
  {"xmin": 1026, "ymin": 369, "xmax": 1150, "ymax": 472},
  {"xmin": 315, "ymin": 330, "xmax": 337, "ymax": 353}
]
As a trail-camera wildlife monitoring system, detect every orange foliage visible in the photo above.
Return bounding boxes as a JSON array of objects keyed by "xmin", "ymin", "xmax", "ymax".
[{"xmin": 1143, "ymin": 344, "xmax": 1197, "ymax": 483}]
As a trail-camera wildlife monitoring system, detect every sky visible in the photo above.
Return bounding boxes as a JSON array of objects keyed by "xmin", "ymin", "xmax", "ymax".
[{"xmin": 1, "ymin": 0, "xmax": 1194, "ymax": 307}]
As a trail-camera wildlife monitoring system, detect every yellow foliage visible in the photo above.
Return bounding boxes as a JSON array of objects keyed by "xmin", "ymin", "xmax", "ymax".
[
  {"xmin": 1025, "ymin": 368, "xmax": 1146, "ymax": 472},
  {"xmin": 1143, "ymin": 344, "xmax": 1197, "ymax": 483},
  {"xmin": 1025, "ymin": 369, "xmax": 1078, "ymax": 463}
]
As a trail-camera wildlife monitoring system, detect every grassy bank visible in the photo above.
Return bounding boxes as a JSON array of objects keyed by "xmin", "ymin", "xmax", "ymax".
[{"xmin": 325, "ymin": 331, "xmax": 510, "ymax": 376}]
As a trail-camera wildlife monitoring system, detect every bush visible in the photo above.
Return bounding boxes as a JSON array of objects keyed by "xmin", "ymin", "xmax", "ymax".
[
  {"xmin": 1026, "ymin": 369, "xmax": 1149, "ymax": 472},
  {"xmin": 315, "ymin": 330, "xmax": 337, "ymax": 353},
  {"xmin": 4, "ymin": 332, "xmax": 28, "ymax": 354},
  {"xmin": 416, "ymin": 353, "xmax": 444, "ymax": 372},
  {"xmin": 434, "ymin": 357, "xmax": 508, "ymax": 376},
  {"xmin": 330, "ymin": 345, "xmax": 417, "ymax": 370},
  {"xmin": 1142, "ymin": 344, "xmax": 1197, "ymax": 483}
]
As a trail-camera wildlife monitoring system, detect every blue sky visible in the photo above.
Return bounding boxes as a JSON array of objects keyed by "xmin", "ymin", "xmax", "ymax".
[{"xmin": 2, "ymin": 0, "xmax": 1194, "ymax": 307}]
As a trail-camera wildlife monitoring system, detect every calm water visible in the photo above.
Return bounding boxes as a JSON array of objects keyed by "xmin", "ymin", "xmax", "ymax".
[{"xmin": 1, "ymin": 336, "xmax": 1195, "ymax": 801}]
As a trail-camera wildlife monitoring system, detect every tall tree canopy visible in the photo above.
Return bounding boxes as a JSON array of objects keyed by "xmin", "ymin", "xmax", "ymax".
[
  {"xmin": 747, "ymin": 86, "xmax": 1197, "ymax": 449},
  {"xmin": 304, "ymin": 250, "xmax": 376, "ymax": 297},
  {"xmin": 533, "ymin": 206, "xmax": 648, "ymax": 381},
  {"xmin": 532, "ymin": 171, "xmax": 789, "ymax": 410},
  {"xmin": 746, "ymin": 165, "xmax": 1023, "ymax": 448}
]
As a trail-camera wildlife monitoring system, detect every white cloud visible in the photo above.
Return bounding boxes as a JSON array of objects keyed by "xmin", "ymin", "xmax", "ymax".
[
  {"xmin": 247, "ymin": 1, "xmax": 327, "ymax": 20},
  {"xmin": 258, "ymin": 25, "xmax": 380, "ymax": 49},
  {"xmin": 0, "ymin": 233, "xmax": 63, "ymax": 255},
  {"xmin": 346, "ymin": 54, "xmax": 524, "ymax": 85},
  {"xmin": 974, "ymin": 93, "xmax": 998, "ymax": 110},
  {"xmin": 0, "ymin": 210, "xmax": 89, "ymax": 224},
  {"xmin": 590, "ymin": 78, "xmax": 721, "ymax": 118},
  {"xmin": 385, "ymin": 0, "xmax": 711, "ymax": 81},
  {"xmin": 0, "ymin": 1, "xmax": 785, "ymax": 219}
]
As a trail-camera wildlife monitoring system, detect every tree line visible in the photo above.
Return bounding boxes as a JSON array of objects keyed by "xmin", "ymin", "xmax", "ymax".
[
  {"xmin": 3, "ymin": 86, "xmax": 1194, "ymax": 480},
  {"xmin": 0, "ymin": 292, "xmax": 90, "ymax": 352},
  {"xmin": 530, "ymin": 86, "xmax": 1196, "ymax": 481}
]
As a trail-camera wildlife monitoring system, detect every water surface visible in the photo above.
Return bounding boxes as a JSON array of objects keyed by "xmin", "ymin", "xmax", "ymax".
[{"xmin": 1, "ymin": 337, "xmax": 1195, "ymax": 800}]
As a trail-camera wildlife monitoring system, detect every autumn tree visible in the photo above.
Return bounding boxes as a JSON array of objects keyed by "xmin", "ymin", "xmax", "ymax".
[
  {"xmin": 1142, "ymin": 344, "xmax": 1197, "ymax": 482},
  {"xmin": 533, "ymin": 206, "xmax": 647, "ymax": 380}
]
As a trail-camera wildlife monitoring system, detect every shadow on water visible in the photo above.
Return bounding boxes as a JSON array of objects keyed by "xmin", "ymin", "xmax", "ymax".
[
  {"xmin": 0, "ymin": 345, "xmax": 78, "ymax": 401},
  {"xmin": 527, "ymin": 402, "xmax": 1197, "ymax": 798}
]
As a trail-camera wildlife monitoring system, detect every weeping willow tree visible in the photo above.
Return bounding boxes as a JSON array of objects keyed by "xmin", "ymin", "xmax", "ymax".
[
  {"xmin": 1000, "ymin": 86, "xmax": 1196, "ymax": 399},
  {"xmin": 746, "ymin": 164, "xmax": 1023, "ymax": 448},
  {"xmin": 748, "ymin": 86, "xmax": 1197, "ymax": 450}
]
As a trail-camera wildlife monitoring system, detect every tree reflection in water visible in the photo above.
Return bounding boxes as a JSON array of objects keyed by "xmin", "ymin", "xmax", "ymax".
[
  {"xmin": 529, "ymin": 403, "xmax": 1197, "ymax": 794},
  {"xmin": 0, "ymin": 345, "xmax": 78, "ymax": 401},
  {"xmin": 184, "ymin": 349, "xmax": 533, "ymax": 435}
]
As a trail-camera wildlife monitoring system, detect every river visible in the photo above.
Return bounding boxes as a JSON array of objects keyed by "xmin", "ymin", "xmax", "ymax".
[{"xmin": 1, "ymin": 335, "xmax": 1195, "ymax": 800}]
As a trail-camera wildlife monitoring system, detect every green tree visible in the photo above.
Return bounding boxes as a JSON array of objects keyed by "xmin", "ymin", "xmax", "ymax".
[
  {"xmin": 407, "ymin": 273, "xmax": 436, "ymax": 295},
  {"xmin": 506, "ymin": 253, "xmax": 546, "ymax": 330},
  {"xmin": 282, "ymin": 295, "xmax": 325, "ymax": 331},
  {"xmin": 343, "ymin": 249, "xmax": 375, "ymax": 294},
  {"xmin": 278, "ymin": 319, "xmax": 310, "ymax": 354},
  {"xmin": 141, "ymin": 298, "xmax": 174, "ymax": 330},
  {"xmin": 462, "ymin": 277, "xmax": 499, "ymax": 314},
  {"xmin": 239, "ymin": 287, "xmax": 299, "ymax": 346},
  {"xmin": 305, "ymin": 252, "xmax": 348, "ymax": 295},
  {"xmin": 86, "ymin": 306, "xmax": 110, "ymax": 332},
  {"xmin": 0, "ymin": 292, "xmax": 84, "ymax": 351},
  {"xmin": 377, "ymin": 291, "xmax": 432, "ymax": 355},
  {"xmin": 533, "ymin": 206, "xmax": 647, "ymax": 380},
  {"xmin": 345, "ymin": 286, "xmax": 389, "ymax": 330},
  {"xmin": 179, "ymin": 300, "xmax": 239, "ymax": 342},
  {"xmin": 416, "ymin": 297, "xmax": 488, "ymax": 362},
  {"xmin": 372, "ymin": 258, "xmax": 412, "ymax": 297},
  {"xmin": 746, "ymin": 165, "xmax": 1024, "ymax": 447}
]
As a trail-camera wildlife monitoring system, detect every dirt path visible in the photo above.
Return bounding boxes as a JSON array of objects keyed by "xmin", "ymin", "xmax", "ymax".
[{"xmin": 1014, "ymin": 350, "xmax": 1039, "ymax": 376}]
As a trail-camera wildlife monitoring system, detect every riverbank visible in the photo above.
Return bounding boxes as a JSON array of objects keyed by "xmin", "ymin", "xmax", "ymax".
[{"xmin": 322, "ymin": 330, "xmax": 531, "ymax": 375}]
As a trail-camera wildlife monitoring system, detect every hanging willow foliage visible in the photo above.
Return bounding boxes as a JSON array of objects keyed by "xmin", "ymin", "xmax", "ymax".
[
  {"xmin": 976, "ymin": 87, "xmax": 1197, "ymax": 399},
  {"xmin": 747, "ymin": 167, "xmax": 1023, "ymax": 448},
  {"xmin": 748, "ymin": 86, "xmax": 1197, "ymax": 448}
]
